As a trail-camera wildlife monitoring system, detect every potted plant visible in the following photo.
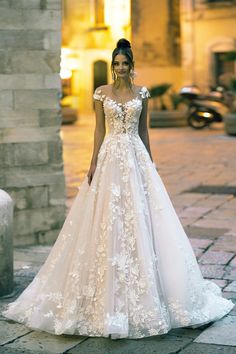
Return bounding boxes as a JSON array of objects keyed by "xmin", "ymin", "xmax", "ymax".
[{"xmin": 149, "ymin": 83, "xmax": 187, "ymax": 128}]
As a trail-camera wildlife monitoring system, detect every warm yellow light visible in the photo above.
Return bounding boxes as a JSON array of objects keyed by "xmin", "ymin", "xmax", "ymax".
[
  {"xmin": 104, "ymin": 0, "xmax": 130, "ymax": 38},
  {"xmin": 60, "ymin": 47, "xmax": 80, "ymax": 79},
  {"xmin": 67, "ymin": 58, "xmax": 80, "ymax": 70},
  {"xmin": 60, "ymin": 68, "xmax": 72, "ymax": 79}
]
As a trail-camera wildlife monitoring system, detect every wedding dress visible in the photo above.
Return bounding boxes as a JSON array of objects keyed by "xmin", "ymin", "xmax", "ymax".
[{"xmin": 3, "ymin": 86, "xmax": 234, "ymax": 339}]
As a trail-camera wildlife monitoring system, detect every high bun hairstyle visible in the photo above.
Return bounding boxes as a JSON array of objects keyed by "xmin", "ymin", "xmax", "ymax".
[{"xmin": 111, "ymin": 38, "xmax": 134, "ymax": 79}]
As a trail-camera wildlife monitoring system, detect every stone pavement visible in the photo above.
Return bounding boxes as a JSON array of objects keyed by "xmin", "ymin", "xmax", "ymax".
[{"xmin": 0, "ymin": 116, "xmax": 236, "ymax": 353}]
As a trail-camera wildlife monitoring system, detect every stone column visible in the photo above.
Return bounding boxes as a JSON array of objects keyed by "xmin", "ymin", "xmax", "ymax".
[
  {"xmin": 0, "ymin": 0, "xmax": 66, "ymax": 246},
  {"xmin": 0, "ymin": 190, "xmax": 13, "ymax": 296}
]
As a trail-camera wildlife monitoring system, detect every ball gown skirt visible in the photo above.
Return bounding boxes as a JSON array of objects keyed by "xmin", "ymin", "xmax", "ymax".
[{"xmin": 3, "ymin": 87, "xmax": 234, "ymax": 339}]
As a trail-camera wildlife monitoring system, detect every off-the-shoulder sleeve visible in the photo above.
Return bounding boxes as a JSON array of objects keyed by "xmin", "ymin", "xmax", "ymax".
[
  {"xmin": 140, "ymin": 86, "xmax": 151, "ymax": 99},
  {"xmin": 93, "ymin": 87, "xmax": 105, "ymax": 101}
]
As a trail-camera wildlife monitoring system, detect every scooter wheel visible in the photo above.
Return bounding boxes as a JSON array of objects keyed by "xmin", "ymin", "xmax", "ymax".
[{"xmin": 188, "ymin": 113, "xmax": 208, "ymax": 129}]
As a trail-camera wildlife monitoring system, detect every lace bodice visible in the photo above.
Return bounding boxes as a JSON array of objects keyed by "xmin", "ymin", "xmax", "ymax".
[{"xmin": 93, "ymin": 86, "xmax": 150, "ymax": 135}]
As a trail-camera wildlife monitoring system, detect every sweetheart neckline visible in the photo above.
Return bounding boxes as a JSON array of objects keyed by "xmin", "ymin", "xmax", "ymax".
[{"xmin": 104, "ymin": 96, "xmax": 141, "ymax": 106}]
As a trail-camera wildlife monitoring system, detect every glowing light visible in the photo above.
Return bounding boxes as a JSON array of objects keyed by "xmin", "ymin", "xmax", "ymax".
[
  {"xmin": 60, "ymin": 68, "xmax": 72, "ymax": 79},
  {"xmin": 60, "ymin": 47, "xmax": 80, "ymax": 79},
  {"xmin": 198, "ymin": 112, "xmax": 213, "ymax": 118},
  {"xmin": 104, "ymin": 0, "xmax": 130, "ymax": 39}
]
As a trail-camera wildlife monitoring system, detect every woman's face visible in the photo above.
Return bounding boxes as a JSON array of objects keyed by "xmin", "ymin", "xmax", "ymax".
[{"xmin": 113, "ymin": 54, "xmax": 130, "ymax": 79}]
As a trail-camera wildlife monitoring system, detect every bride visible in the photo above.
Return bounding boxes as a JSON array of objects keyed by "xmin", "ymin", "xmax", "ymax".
[{"xmin": 3, "ymin": 38, "xmax": 234, "ymax": 339}]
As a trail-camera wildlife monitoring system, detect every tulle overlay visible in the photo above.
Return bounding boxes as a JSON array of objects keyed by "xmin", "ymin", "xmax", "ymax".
[{"xmin": 3, "ymin": 87, "xmax": 234, "ymax": 339}]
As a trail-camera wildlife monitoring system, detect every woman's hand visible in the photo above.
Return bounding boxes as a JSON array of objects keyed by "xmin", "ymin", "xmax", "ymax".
[{"xmin": 87, "ymin": 163, "xmax": 97, "ymax": 185}]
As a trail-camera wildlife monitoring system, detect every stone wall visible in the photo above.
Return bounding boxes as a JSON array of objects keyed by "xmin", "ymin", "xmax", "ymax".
[
  {"xmin": 131, "ymin": 0, "xmax": 183, "ymax": 91},
  {"xmin": 181, "ymin": 0, "xmax": 236, "ymax": 88},
  {"xmin": 0, "ymin": 0, "xmax": 66, "ymax": 246}
]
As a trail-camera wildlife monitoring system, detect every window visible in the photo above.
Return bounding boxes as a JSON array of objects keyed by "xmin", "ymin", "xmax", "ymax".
[{"xmin": 214, "ymin": 52, "xmax": 235, "ymax": 85}]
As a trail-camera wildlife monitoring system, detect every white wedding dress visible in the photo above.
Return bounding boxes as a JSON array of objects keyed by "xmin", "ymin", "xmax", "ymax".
[{"xmin": 3, "ymin": 86, "xmax": 234, "ymax": 339}]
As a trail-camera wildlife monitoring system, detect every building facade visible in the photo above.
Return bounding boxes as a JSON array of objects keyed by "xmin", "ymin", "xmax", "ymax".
[
  {"xmin": 62, "ymin": 0, "xmax": 236, "ymax": 113},
  {"xmin": 181, "ymin": 0, "xmax": 236, "ymax": 90}
]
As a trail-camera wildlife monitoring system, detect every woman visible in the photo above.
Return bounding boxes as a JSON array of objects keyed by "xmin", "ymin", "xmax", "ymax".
[{"xmin": 3, "ymin": 38, "xmax": 234, "ymax": 339}]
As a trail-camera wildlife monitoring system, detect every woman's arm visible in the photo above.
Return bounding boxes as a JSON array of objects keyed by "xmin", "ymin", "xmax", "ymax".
[
  {"xmin": 138, "ymin": 98, "xmax": 153, "ymax": 162},
  {"xmin": 87, "ymin": 99, "xmax": 106, "ymax": 185}
]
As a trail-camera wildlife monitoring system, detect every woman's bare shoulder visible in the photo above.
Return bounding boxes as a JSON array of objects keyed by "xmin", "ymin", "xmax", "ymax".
[
  {"xmin": 95, "ymin": 84, "xmax": 112, "ymax": 94},
  {"xmin": 133, "ymin": 84, "xmax": 145, "ymax": 93}
]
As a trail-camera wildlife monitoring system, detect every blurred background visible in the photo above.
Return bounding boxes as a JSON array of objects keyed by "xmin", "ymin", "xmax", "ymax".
[{"xmin": 60, "ymin": 0, "xmax": 236, "ymax": 118}]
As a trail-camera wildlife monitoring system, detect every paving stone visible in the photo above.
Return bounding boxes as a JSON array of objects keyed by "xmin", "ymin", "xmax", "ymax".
[
  {"xmin": 193, "ymin": 248, "xmax": 204, "ymax": 259},
  {"xmin": 14, "ymin": 246, "xmax": 52, "ymax": 262},
  {"xmin": 194, "ymin": 315, "xmax": 236, "ymax": 346},
  {"xmin": 14, "ymin": 260, "xmax": 32, "ymax": 270},
  {"xmin": 224, "ymin": 281, "xmax": 236, "ymax": 293},
  {"xmin": 223, "ymin": 292, "xmax": 236, "ymax": 301},
  {"xmin": 189, "ymin": 238, "xmax": 213, "ymax": 249},
  {"xmin": 5, "ymin": 331, "xmax": 86, "ymax": 354},
  {"xmin": 223, "ymin": 267, "xmax": 236, "ymax": 281},
  {"xmin": 193, "ymin": 218, "xmax": 233, "ymax": 231},
  {"xmin": 229, "ymin": 256, "xmax": 236, "ymax": 267},
  {"xmin": 179, "ymin": 217, "xmax": 198, "ymax": 227},
  {"xmin": 210, "ymin": 279, "xmax": 228, "ymax": 289},
  {"xmin": 199, "ymin": 264, "xmax": 225, "ymax": 279},
  {"xmin": 209, "ymin": 236, "xmax": 236, "ymax": 253},
  {"xmin": 0, "ymin": 320, "xmax": 31, "ymax": 345},
  {"xmin": 14, "ymin": 265, "xmax": 41, "ymax": 278},
  {"xmin": 166, "ymin": 327, "xmax": 202, "ymax": 339},
  {"xmin": 184, "ymin": 226, "xmax": 227, "ymax": 240},
  {"xmin": 179, "ymin": 342, "xmax": 236, "ymax": 353},
  {"xmin": 208, "ymin": 208, "xmax": 236, "ymax": 219},
  {"xmin": 179, "ymin": 207, "xmax": 211, "ymax": 218},
  {"xmin": 229, "ymin": 304, "xmax": 236, "ymax": 316},
  {"xmin": 226, "ymin": 198, "xmax": 236, "ymax": 209},
  {"xmin": 0, "ymin": 347, "xmax": 42, "ymax": 354},
  {"xmin": 194, "ymin": 194, "xmax": 234, "ymax": 209},
  {"xmin": 172, "ymin": 193, "xmax": 208, "ymax": 208},
  {"xmin": 68, "ymin": 335, "xmax": 192, "ymax": 354},
  {"xmin": 199, "ymin": 251, "xmax": 234, "ymax": 265}
]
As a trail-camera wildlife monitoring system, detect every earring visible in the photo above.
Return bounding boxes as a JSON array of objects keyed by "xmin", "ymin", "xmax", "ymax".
[
  {"xmin": 130, "ymin": 69, "xmax": 137, "ymax": 80},
  {"xmin": 112, "ymin": 71, "xmax": 117, "ymax": 81}
]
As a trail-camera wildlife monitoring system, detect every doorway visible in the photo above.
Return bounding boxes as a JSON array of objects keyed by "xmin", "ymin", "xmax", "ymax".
[{"xmin": 93, "ymin": 60, "xmax": 108, "ymax": 92}]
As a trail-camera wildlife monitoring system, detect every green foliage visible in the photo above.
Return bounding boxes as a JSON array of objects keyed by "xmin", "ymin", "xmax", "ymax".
[
  {"xmin": 149, "ymin": 83, "xmax": 171, "ymax": 110},
  {"xmin": 149, "ymin": 83, "xmax": 172, "ymax": 97},
  {"xmin": 149, "ymin": 83, "xmax": 184, "ymax": 111},
  {"xmin": 169, "ymin": 91, "xmax": 184, "ymax": 110}
]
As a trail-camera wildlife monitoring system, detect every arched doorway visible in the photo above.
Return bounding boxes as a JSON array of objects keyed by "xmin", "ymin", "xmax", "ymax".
[{"xmin": 93, "ymin": 60, "xmax": 108, "ymax": 91}]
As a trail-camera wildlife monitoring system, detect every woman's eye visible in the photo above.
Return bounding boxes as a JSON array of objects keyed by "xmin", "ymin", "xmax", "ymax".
[{"xmin": 113, "ymin": 62, "xmax": 129, "ymax": 66}]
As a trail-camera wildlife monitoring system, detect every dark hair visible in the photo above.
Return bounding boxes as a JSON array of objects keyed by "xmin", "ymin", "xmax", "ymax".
[{"xmin": 111, "ymin": 38, "xmax": 134, "ymax": 75}]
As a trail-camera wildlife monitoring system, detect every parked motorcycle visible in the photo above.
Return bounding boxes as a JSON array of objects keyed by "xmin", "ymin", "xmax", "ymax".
[{"xmin": 180, "ymin": 85, "xmax": 229, "ymax": 129}]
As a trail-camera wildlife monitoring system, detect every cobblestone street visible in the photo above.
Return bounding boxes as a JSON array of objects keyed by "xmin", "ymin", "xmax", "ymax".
[{"xmin": 1, "ymin": 116, "xmax": 236, "ymax": 353}]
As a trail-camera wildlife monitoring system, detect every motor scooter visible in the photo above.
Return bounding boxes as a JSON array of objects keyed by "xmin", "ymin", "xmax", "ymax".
[{"xmin": 180, "ymin": 86, "xmax": 229, "ymax": 129}]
